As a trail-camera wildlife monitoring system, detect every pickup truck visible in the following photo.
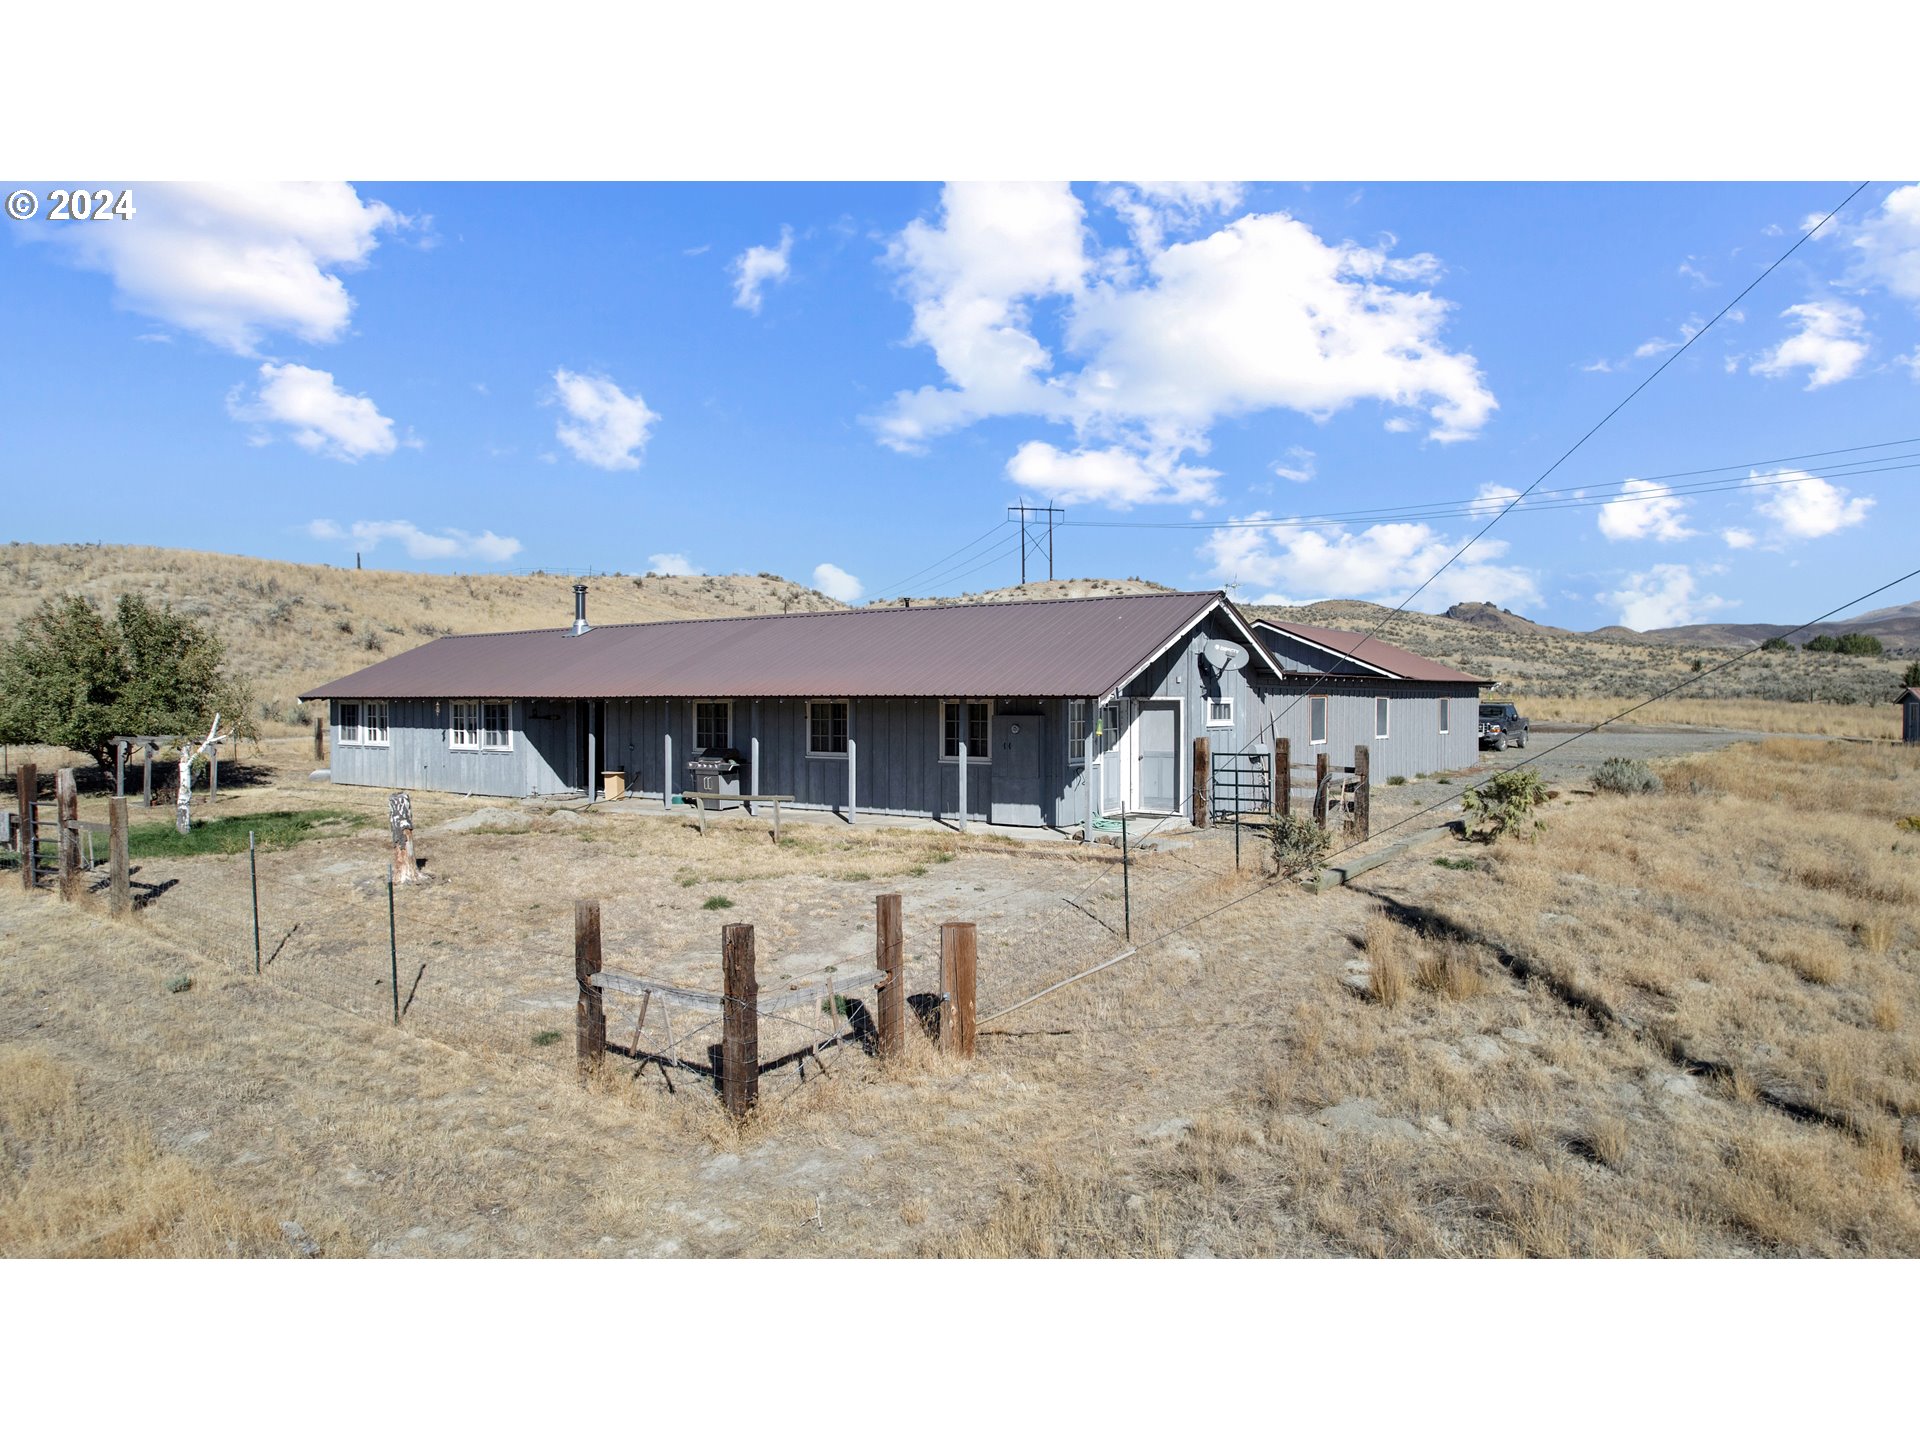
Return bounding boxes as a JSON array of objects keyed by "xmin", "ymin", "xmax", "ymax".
[{"xmin": 1478, "ymin": 702, "xmax": 1529, "ymax": 751}]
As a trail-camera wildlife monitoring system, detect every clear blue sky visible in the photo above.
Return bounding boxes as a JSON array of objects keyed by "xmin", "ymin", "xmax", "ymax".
[{"xmin": 4, "ymin": 180, "xmax": 1916, "ymax": 629}]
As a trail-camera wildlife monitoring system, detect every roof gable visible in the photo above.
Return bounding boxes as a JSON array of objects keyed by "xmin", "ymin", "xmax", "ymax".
[{"xmin": 1250, "ymin": 618, "xmax": 1487, "ymax": 684}]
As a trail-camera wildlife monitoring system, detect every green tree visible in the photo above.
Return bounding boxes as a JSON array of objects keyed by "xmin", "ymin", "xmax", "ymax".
[
  {"xmin": 1835, "ymin": 632, "xmax": 1884, "ymax": 656},
  {"xmin": 0, "ymin": 594, "xmax": 252, "ymax": 772},
  {"xmin": 1760, "ymin": 635, "xmax": 1792, "ymax": 652},
  {"xmin": 1804, "ymin": 634, "xmax": 1840, "ymax": 653},
  {"xmin": 1902, "ymin": 660, "xmax": 1920, "ymax": 689}
]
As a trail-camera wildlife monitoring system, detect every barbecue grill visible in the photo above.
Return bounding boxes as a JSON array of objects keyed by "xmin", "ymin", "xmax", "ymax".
[{"xmin": 686, "ymin": 747, "xmax": 747, "ymax": 809}]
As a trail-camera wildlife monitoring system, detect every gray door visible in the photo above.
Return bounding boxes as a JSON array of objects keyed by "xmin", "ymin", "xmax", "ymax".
[
  {"xmin": 1134, "ymin": 702, "xmax": 1178, "ymax": 813},
  {"xmin": 1099, "ymin": 704, "xmax": 1124, "ymax": 815},
  {"xmin": 989, "ymin": 714, "xmax": 1045, "ymax": 826}
]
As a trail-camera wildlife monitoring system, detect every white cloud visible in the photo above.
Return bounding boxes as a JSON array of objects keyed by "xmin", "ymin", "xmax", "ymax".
[
  {"xmin": 551, "ymin": 369, "xmax": 658, "ymax": 470},
  {"xmin": 1750, "ymin": 300, "xmax": 1868, "ymax": 389},
  {"xmin": 1272, "ymin": 445, "xmax": 1315, "ymax": 483},
  {"xmin": 228, "ymin": 362, "xmax": 399, "ymax": 461},
  {"xmin": 1752, "ymin": 469, "xmax": 1874, "ymax": 540},
  {"xmin": 731, "ymin": 225, "xmax": 794, "ymax": 313},
  {"xmin": 647, "ymin": 552, "xmax": 701, "ymax": 576},
  {"xmin": 1600, "ymin": 564, "xmax": 1732, "ymax": 630},
  {"xmin": 1098, "ymin": 182, "xmax": 1246, "ymax": 254},
  {"xmin": 307, "ymin": 519, "xmax": 520, "ymax": 563},
  {"xmin": 1006, "ymin": 441, "xmax": 1218, "ymax": 508},
  {"xmin": 1468, "ymin": 483, "xmax": 1523, "ymax": 516},
  {"xmin": 43, "ymin": 182, "xmax": 401, "ymax": 354},
  {"xmin": 1596, "ymin": 479, "xmax": 1695, "ymax": 543},
  {"xmin": 1723, "ymin": 528, "xmax": 1757, "ymax": 549},
  {"xmin": 1845, "ymin": 183, "xmax": 1920, "ymax": 306},
  {"xmin": 1201, "ymin": 517, "xmax": 1538, "ymax": 611},
  {"xmin": 812, "ymin": 562, "xmax": 864, "ymax": 603},
  {"xmin": 871, "ymin": 183, "xmax": 1496, "ymax": 508}
]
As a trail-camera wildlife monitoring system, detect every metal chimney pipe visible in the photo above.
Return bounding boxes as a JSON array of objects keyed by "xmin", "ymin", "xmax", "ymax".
[{"xmin": 572, "ymin": 584, "xmax": 591, "ymax": 636}]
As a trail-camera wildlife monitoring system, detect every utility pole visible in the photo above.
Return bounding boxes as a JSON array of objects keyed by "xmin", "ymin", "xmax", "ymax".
[{"xmin": 1007, "ymin": 502, "xmax": 1065, "ymax": 585}]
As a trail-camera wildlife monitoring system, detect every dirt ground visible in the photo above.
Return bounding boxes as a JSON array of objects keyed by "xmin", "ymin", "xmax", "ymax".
[{"xmin": 3, "ymin": 732, "xmax": 1916, "ymax": 1257}]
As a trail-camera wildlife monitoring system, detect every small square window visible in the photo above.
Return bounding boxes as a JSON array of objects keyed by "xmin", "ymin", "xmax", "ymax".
[
  {"xmin": 1206, "ymin": 696, "xmax": 1234, "ymax": 727},
  {"xmin": 450, "ymin": 700, "xmax": 480, "ymax": 750},
  {"xmin": 942, "ymin": 701, "xmax": 988, "ymax": 760},
  {"xmin": 363, "ymin": 701, "xmax": 389, "ymax": 746},
  {"xmin": 809, "ymin": 701, "xmax": 848, "ymax": 756},
  {"xmin": 338, "ymin": 702, "xmax": 361, "ymax": 745},
  {"xmin": 695, "ymin": 701, "xmax": 731, "ymax": 751},
  {"xmin": 483, "ymin": 701, "xmax": 512, "ymax": 750}
]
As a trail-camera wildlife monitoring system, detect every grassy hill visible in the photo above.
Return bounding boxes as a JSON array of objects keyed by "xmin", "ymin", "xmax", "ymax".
[
  {"xmin": 1, "ymin": 544, "xmax": 1907, "ymax": 739},
  {"xmin": 0, "ymin": 544, "xmax": 843, "ymax": 726}
]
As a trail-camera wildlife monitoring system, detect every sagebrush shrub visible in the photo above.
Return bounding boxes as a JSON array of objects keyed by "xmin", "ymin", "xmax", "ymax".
[
  {"xmin": 1266, "ymin": 813, "xmax": 1330, "ymax": 881},
  {"xmin": 1460, "ymin": 769, "xmax": 1548, "ymax": 841},
  {"xmin": 1592, "ymin": 756, "xmax": 1663, "ymax": 795}
]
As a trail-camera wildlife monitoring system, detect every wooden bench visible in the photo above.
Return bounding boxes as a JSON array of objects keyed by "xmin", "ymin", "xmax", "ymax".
[{"xmin": 680, "ymin": 791, "xmax": 796, "ymax": 843}]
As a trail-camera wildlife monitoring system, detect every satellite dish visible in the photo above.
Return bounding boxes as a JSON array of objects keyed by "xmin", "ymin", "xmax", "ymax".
[{"xmin": 1201, "ymin": 640, "xmax": 1248, "ymax": 674}]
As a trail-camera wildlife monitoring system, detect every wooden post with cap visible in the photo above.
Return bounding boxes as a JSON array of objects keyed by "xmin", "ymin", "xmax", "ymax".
[
  {"xmin": 1192, "ymin": 735, "xmax": 1210, "ymax": 828},
  {"xmin": 1274, "ymin": 737, "xmax": 1290, "ymax": 819},
  {"xmin": 1352, "ymin": 744, "xmax": 1371, "ymax": 841}
]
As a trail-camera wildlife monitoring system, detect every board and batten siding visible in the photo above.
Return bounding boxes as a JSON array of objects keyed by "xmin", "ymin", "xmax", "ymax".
[
  {"xmin": 327, "ymin": 697, "xmax": 575, "ymax": 798},
  {"xmin": 1252, "ymin": 681, "xmax": 1482, "ymax": 790}
]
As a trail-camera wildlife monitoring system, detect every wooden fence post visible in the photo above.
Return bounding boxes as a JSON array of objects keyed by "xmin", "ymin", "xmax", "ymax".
[
  {"xmin": 115, "ymin": 740, "xmax": 126, "ymax": 798},
  {"xmin": 575, "ymin": 899, "xmax": 605, "ymax": 1071},
  {"xmin": 1274, "ymin": 738, "xmax": 1290, "ymax": 819},
  {"xmin": 56, "ymin": 767, "xmax": 80, "ymax": 901},
  {"xmin": 314, "ymin": 716, "xmax": 326, "ymax": 762},
  {"xmin": 721, "ymin": 923, "xmax": 759, "ymax": 1118},
  {"xmin": 1352, "ymin": 744, "xmax": 1371, "ymax": 841},
  {"xmin": 141, "ymin": 744, "xmax": 153, "ymax": 809},
  {"xmin": 875, "ymin": 892, "xmax": 904, "ymax": 1060},
  {"xmin": 1192, "ymin": 735, "xmax": 1210, "ymax": 828},
  {"xmin": 1313, "ymin": 751, "xmax": 1330, "ymax": 826},
  {"xmin": 109, "ymin": 798, "xmax": 130, "ymax": 917},
  {"xmin": 16, "ymin": 763, "xmax": 36, "ymax": 891},
  {"xmin": 939, "ymin": 921, "xmax": 977, "ymax": 1059}
]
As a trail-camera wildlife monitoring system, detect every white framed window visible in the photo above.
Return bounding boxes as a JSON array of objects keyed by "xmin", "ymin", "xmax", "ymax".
[
  {"xmin": 1439, "ymin": 698, "xmax": 1450, "ymax": 734},
  {"xmin": 483, "ymin": 701, "xmax": 512, "ymax": 751},
  {"xmin": 1206, "ymin": 696, "xmax": 1234, "ymax": 728},
  {"xmin": 450, "ymin": 700, "xmax": 480, "ymax": 750},
  {"xmin": 695, "ymin": 700, "xmax": 732, "ymax": 751},
  {"xmin": 808, "ymin": 700, "xmax": 848, "ymax": 757},
  {"xmin": 1375, "ymin": 697, "xmax": 1390, "ymax": 739},
  {"xmin": 362, "ymin": 701, "xmax": 389, "ymax": 747},
  {"xmin": 337, "ymin": 701, "xmax": 361, "ymax": 746},
  {"xmin": 1068, "ymin": 699, "xmax": 1090, "ymax": 767},
  {"xmin": 1309, "ymin": 695, "xmax": 1327, "ymax": 745},
  {"xmin": 942, "ymin": 701, "xmax": 989, "ymax": 761}
]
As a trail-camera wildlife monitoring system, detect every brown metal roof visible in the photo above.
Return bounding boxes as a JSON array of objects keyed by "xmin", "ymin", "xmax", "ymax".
[
  {"xmin": 302, "ymin": 590, "xmax": 1263, "ymax": 701},
  {"xmin": 1252, "ymin": 619, "xmax": 1487, "ymax": 684}
]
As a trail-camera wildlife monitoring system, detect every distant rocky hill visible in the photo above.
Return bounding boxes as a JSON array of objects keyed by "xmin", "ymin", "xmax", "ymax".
[{"xmin": 1642, "ymin": 599, "xmax": 1920, "ymax": 651}]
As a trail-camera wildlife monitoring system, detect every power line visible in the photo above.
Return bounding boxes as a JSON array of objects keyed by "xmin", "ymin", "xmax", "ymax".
[
  {"xmin": 1058, "ymin": 454, "xmax": 1920, "ymax": 535},
  {"xmin": 1055, "ymin": 436, "xmax": 1920, "ymax": 532},
  {"xmin": 872, "ymin": 519, "xmax": 1014, "ymax": 597},
  {"xmin": 1057, "ymin": 180, "xmax": 1874, "ymax": 881}
]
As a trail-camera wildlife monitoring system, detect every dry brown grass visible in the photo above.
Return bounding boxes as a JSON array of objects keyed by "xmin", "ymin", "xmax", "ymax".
[
  {"xmin": 4, "ymin": 730, "xmax": 1916, "ymax": 1258},
  {"xmin": 1517, "ymin": 694, "xmax": 1901, "ymax": 739},
  {"xmin": 1364, "ymin": 915, "xmax": 1407, "ymax": 1007},
  {"xmin": 0, "ymin": 1049, "xmax": 300, "ymax": 1257}
]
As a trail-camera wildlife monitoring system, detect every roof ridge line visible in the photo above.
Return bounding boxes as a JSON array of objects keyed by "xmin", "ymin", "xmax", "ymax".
[{"xmin": 434, "ymin": 588, "xmax": 1222, "ymax": 641}]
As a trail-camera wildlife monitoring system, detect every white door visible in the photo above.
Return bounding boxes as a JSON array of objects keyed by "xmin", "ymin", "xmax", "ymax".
[{"xmin": 1132, "ymin": 701, "xmax": 1180, "ymax": 814}]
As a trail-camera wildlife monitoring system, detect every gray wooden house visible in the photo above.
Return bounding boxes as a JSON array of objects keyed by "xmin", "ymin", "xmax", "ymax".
[
  {"xmin": 1248, "ymin": 618, "xmax": 1486, "ymax": 780},
  {"xmin": 302, "ymin": 588, "xmax": 1480, "ymax": 829}
]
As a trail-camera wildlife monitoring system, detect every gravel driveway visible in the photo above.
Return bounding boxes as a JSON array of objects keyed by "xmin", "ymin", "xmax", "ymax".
[{"xmin": 1364, "ymin": 722, "xmax": 1786, "ymax": 834}]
